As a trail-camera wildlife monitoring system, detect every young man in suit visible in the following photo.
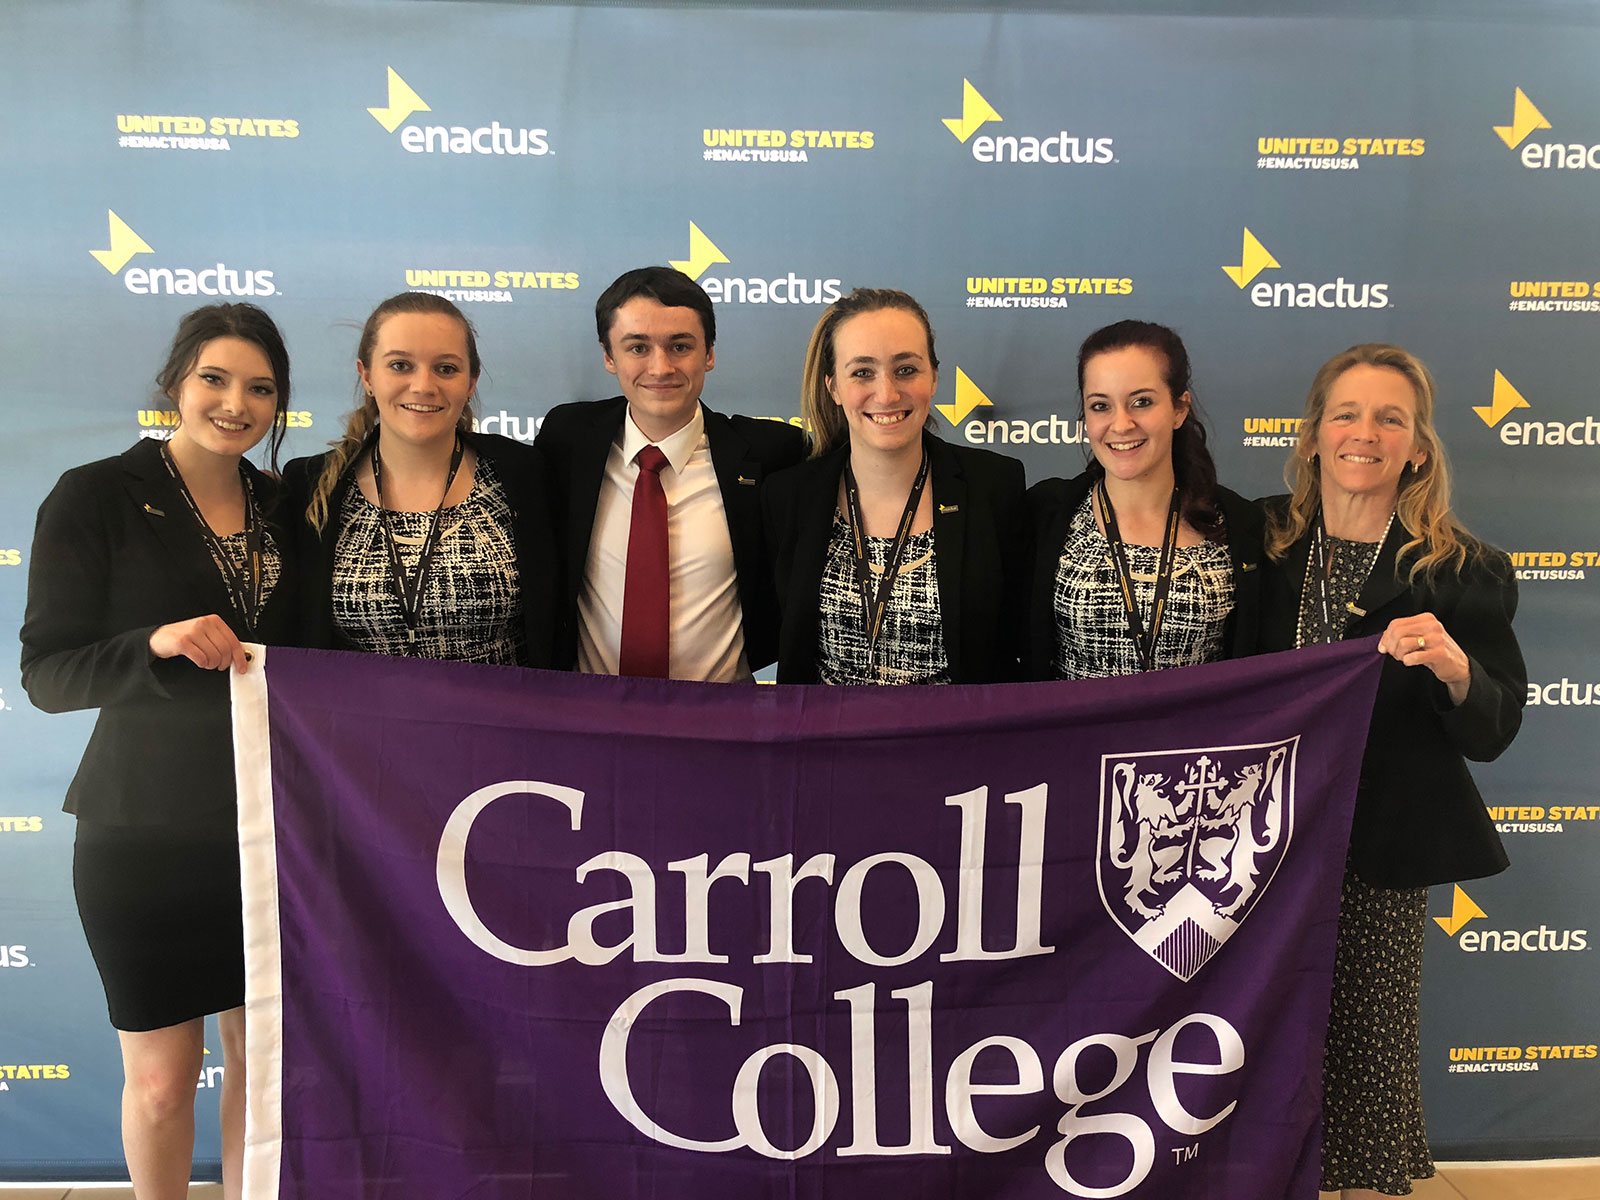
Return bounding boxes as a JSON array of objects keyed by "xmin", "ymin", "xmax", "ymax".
[{"xmin": 535, "ymin": 267, "xmax": 807, "ymax": 680}]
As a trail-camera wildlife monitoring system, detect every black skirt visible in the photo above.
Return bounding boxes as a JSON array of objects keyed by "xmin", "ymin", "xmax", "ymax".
[{"xmin": 73, "ymin": 819, "xmax": 245, "ymax": 1032}]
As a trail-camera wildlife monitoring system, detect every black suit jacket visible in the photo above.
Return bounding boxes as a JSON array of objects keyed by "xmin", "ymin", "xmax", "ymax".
[
  {"xmin": 762, "ymin": 435, "xmax": 1029, "ymax": 684},
  {"xmin": 1259, "ymin": 498, "xmax": 1523, "ymax": 888},
  {"xmin": 279, "ymin": 431, "xmax": 558, "ymax": 667},
  {"xmin": 1023, "ymin": 473, "xmax": 1263, "ymax": 680},
  {"xmin": 533, "ymin": 397, "xmax": 808, "ymax": 672},
  {"xmin": 20, "ymin": 439, "xmax": 297, "ymax": 827}
]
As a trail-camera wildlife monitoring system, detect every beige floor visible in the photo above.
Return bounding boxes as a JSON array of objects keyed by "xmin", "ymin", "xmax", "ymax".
[{"xmin": 0, "ymin": 1161, "xmax": 1593, "ymax": 1198}]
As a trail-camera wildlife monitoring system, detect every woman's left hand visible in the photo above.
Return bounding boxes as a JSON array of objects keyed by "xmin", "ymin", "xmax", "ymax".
[{"xmin": 1378, "ymin": 613, "xmax": 1471, "ymax": 706}]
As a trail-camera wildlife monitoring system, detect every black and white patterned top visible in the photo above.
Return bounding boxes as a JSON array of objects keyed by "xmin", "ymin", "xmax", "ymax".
[
  {"xmin": 817, "ymin": 511, "xmax": 950, "ymax": 685},
  {"xmin": 1053, "ymin": 495, "xmax": 1233, "ymax": 679},
  {"xmin": 331, "ymin": 459, "xmax": 524, "ymax": 664},
  {"xmin": 1296, "ymin": 532, "xmax": 1383, "ymax": 649},
  {"xmin": 210, "ymin": 526, "xmax": 281, "ymax": 623}
]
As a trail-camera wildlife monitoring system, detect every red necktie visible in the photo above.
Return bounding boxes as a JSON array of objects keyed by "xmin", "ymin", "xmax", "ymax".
[{"xmin": 618, "ymin": 444, "xmax": 670, "ymax": 678}]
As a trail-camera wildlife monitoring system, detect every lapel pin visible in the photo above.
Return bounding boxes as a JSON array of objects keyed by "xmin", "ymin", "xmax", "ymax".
[
  {"xmin": 938, "ymin": 503, "xmax": 959, "ymax": 514},
  {"xmin": 142, "ymin": 503, "xmax": 166, "ymax": 517},
  {"xmin": 737, "ymin": 475, "xmax": 756, "ymax": 486},
  {"xmin": 1345, "ymin": 601, "xmax": 1367, "ymax": 617},
  {"xmin": 1241, "ymin": 561, "xmax": 1258, "ymax": 572}
]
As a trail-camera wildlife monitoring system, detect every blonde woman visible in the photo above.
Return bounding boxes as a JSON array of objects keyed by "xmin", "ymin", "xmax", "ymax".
[
  {"xmin": 282, "ymin": 292, "xmax": 555, "ymax": 665},
  {"xmin": 1260, "ymin": 344, "xmax": 1525, "ymax": 1198},
  {"xmin": 763, "ymin": 288, "xmax": 1027, "ymax": 683}
]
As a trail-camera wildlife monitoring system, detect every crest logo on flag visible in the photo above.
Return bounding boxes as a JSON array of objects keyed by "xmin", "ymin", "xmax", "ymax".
[{"xmin": 1097, "ymin": 739, "xmax": 1296, "ymax": 981}]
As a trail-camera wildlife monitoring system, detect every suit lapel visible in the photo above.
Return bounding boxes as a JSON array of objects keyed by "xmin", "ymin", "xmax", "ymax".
[
  {"xmin": 703, "ymin": 405, "xmax": 764, "ymax": 591},
  {"xmin": 119, "ymin": 441, "xmax": 234, "ymax": 617},
  {"xmin": 566, "ymin": 400, "xmax": 625, "ymax": 601},
  {"xmin": 1351, "ymin": 517, "xmax": 1411, "ymax": 627},
  {"xmin": 928, "ymin": 438, "xmax": 967, "ymax": 679}
]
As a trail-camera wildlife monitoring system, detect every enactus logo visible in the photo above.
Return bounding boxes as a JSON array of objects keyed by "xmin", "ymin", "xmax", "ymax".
[
  {"xmin": 951, "ymin": 372, "xmax": 1085, "ymax": 448},
  {"xmin": 91, "ymin": 210, "xmax": 276, "ymax": 298},
  {"xmin": 368, "ymin": 68, "xmax": 549, "ymax": 157},
  {"xmin": 1495, "ymin": 88, "xmax": 1600, "ymax": 170},
  {"xmin": 1432, "ymin": 886, "xmax": 1588, "ymax": 954},
  {"xmin": 942, "ymin": 79, "xmax": 1113, "ymax": 166},
  {"xmin": 1476, "ymin": 371, "xmax": 1600, "ymax": 447},
  {"xmin": 669, "ymin": 223, "xmax": 840, "ymax": 306},
  {"xmin": 1222, "ymin": 228, "xmax": 1388, "ymax": 310}
]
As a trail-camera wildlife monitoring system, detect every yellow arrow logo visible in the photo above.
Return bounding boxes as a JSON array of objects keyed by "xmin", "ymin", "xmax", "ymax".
[
  {"xmin": 1493, "ymin": 88, "xmax": 1551, "ymax": 150},
  {"xmin": 1432, "ymin": 885, "xmax": 1488, "ymax": 937},
  {"xmin": 368, "ymin": 67, "xmax": 431, "ymax": 133},
  {"xmin": 934, "ymin": 368, "xmax": 994, "ymax": 426},
  {"xmin": 668, "ymin": 222, "xmax": 730, "ymax": 282},
  {"xmin": 942, "ymin": 79, "xmax": 1002, "ymax": 144},
  {"xmin": 1474, "ymin": 370, "xmax": 1532, "ymax": 428},
  {"xmin": 90, "ymin": 210, "xmax": 154, "ymax": 275},
  {"xmin": 1222, "ymin": 228, "xmax": 1280, "ymax": 289}
]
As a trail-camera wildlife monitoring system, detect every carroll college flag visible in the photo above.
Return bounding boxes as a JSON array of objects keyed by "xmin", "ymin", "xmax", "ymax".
[{"xmin": 232, "ymin": 642, "xmax": 1380, "ymax": 1199}]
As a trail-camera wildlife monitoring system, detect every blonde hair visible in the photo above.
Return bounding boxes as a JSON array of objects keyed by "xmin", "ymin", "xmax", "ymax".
[
  {"xmin": 800, "ymin": 288, "xmax": 939, "ymax": 458},
  {"xmin": 306, "ymin": 293, "xmax": 480, "ymax": 531},
  {"xmin": 1265, "ymin": 343, "xmax": 1482, "ymax": 583}
]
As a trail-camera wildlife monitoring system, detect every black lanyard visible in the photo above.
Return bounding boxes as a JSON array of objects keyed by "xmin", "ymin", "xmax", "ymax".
[
  {"xmin": 159, "ymin": 442, "xmax": 264, "ymax": 638},
  {"xmin": 371, "ymin": 436, "xmax": 466, "ymax": 644},
  {"xmin": 1305, "ymin": 506, "xmax": 1394, "ymax": 646},
  {"xmin": 1096, "ymin": 482, "xmax": 1181, "ymax": 674},
  {"xmin": 843, "ymin": 452, "xmax": 931, "ymax": 673}
]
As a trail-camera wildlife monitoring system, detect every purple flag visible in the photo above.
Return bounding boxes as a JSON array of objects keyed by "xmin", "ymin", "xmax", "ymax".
[{"xmin": 232, "ymin": 642, "xmax": 1380, "ymax": 1199}]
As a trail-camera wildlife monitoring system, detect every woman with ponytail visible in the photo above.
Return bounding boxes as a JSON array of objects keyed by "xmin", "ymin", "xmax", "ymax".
[
  {"xmin": 763, "ymin": 288, "xmax": 1028, "ymax": 684},
  {"xmin": 1260, "ymin": 344, "xmax": 1524, "ymax": 1199},
  {"xmin": 1023, "ymin": 320, "xmax": 1262, "ymax": 680},
  {"xmin": 283, "ymin": 292, "xmax": 555, "ymax": 665}
]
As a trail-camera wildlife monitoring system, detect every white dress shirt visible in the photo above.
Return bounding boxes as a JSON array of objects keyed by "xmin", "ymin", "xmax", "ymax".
[{"xmin": 576, "ymin": 404, "xmax": 751, "ymax": 681}]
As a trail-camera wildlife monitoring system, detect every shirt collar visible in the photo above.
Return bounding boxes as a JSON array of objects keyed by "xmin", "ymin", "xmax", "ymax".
[{"xmin": 620, "ymin": 402, "xmax": 705, "ymax": 475}]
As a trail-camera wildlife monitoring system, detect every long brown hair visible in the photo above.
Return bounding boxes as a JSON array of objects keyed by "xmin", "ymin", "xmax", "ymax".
[
  {"xmin": 1265, "ymin": 343, "xmax": 1481, "ymax": 583},
  {"xmin": 800, "ymin": 288, "xmax": 939, "ymax": 458},
  {"xmin": 306, "ymin": 293, "xmax": 481, "ymax": 531}
]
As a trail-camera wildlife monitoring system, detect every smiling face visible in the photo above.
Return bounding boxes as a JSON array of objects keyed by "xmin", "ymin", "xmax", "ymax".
[
  {"xmin": 168, "ymin": 336, "xmax": 279, "ymax": 462},
  {"xmin": 826, "ymin": 307, "xmax": 937, "ymax": 458},
  {"xmin": 1314, "ymin": 363, "xmax": 1425, "ymax": 506},
  {"xmin": 602, "ymin": 297, "xmax": 714, "ymax": 442},
  {"xmin": 1081, "ymin": 345, "xmax": 1189, "ymax": 484},
  {"xmin": 357, "ymin": 312, "xmax": 477, "ymax": 448}
]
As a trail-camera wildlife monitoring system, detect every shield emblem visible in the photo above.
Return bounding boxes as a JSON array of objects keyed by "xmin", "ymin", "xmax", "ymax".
[{"xmin": 1096, "ymin": 738, "xmax": 1296, "ymax": 981}]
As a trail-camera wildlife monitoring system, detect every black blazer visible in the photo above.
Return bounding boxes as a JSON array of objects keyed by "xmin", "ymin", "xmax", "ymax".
[
  {"xmin": 762, "ymin": 435, "xmax": 1029, "ymax": 684},
  {"xmin": 1259, "ymin": 498, "xmax": 1524, "ymax": 889},
  {"xmin": 1023, "ymin": 473, "xmax": 1263, "ymax": 680},
  {"xmin": 533, "ymin": 396, "xmax": 808, "ymax": 672},
  {"xmin": 279, "ymin": 431, "xmax": 558, "ymax": 667},
  {"xmin": 19, "ymin": 439, "xmax": 296, "ymax": 827}
]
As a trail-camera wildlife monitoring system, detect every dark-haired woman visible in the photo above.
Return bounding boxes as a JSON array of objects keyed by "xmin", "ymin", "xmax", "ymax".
[
  {"xmin": 764, "ymin": 288, "xmax": 1027, "ymax": 684},
  {"xmin": 282, "ymin": 292, "xmax": 555, "ymax": 665},
  {"xmin": 1260, "ymin": 344, "xmax": 1523, "ymax": 1199},
  {"xmin": 21, "ymin": 303, "xmax": 296, "ymax": 1199},
  {"xmin": 1024, "ymin": 321, "xmax": 1261, "ymax": 680}
]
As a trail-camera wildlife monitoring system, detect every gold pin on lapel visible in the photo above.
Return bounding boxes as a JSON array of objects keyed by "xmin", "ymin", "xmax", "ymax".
[
  {"xmin": 143, "ymin": 503, "xmax": 166, "ymax": 517},
  {"xmin": 1241, "ymin": 561, "xmax": 1258, "ymax": 572},
  {"xmin": 737, "ymin": 475, "xmax": 756, "ymax": 485},
  {"xmin": 939, "ymin": 503, "xmax": 959, "ymax": 514},
  {"xmin": 1346, "ymin": 601, "xmax": 1367, "ymax": 617}
]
